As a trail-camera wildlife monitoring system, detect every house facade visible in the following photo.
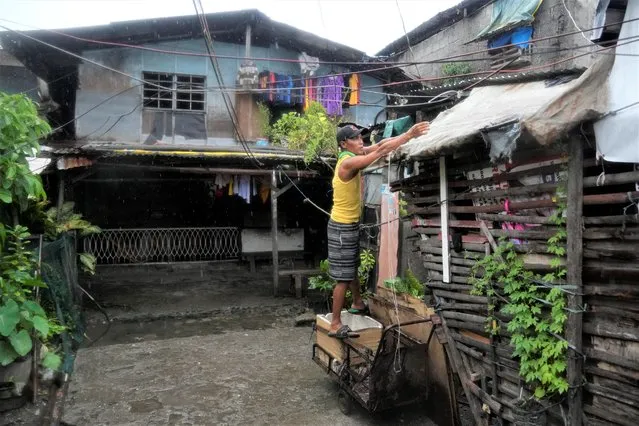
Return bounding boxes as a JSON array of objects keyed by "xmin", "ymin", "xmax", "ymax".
[{"xmin": 0, "ymin": 11, "xmax": 398, "ymax": 280}]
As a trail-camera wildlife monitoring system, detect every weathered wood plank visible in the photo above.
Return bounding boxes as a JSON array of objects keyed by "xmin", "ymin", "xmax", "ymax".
[
  {"xmin": 477, "ymin": 213, "xmax": 557, "ymax": 225},
  {"xmin": 584, "ymin": 215, "xmax": 639, "ymax": 225},
  {"xmin": 583, "ymin": 241, "xmax": 639, "ymax": 260},
  {"xmin": 584, "ymin": 319, "xmax": 639, "ymax": 342},
  {"xmin": 583, "ymin": 285, "xmax": 639, "ymax": 297},
  {"xmin": 585, "ymin": 347, "xmax": 639, "ymax": 371},
  {"xmin": 584, "ymin": 260, "xmax": 639, "ymax": 278},
  {"xmin": 442, "ymin": 311, "xmax": 488, "ymax": 324},
  {"xmin": 432, "ymin": 290, "xmax": 488, "ymax": 304},
  {"xmin": 427, "ymin": 281, "xmax": 474, "ymax": 292},
  {"xmin": 445, "ymin": 319, "xmax": 487, "ymax": 334}
]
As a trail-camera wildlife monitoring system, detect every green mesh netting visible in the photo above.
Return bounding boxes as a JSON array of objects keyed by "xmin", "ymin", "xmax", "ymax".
[{"xmin": 40, "ymin": 234, "xmax": 84, "ymax": 374}]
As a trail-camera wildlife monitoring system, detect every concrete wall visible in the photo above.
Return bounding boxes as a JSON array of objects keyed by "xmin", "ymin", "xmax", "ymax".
[
  {"xmin": 0, "ymin": 50, "xmax": 39, "ymax": 101},
  {"xmin": 75, "ymin": 39, "xmax": 386, "ymax": 145},
  {"xmin": 395, "ymin": 0, "xmax": 601, "ymax": 82}
]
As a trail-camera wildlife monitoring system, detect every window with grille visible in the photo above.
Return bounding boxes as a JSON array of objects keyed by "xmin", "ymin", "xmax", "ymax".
[{"xmin": 143, "ymin": 72, "xmax": 205, "ymax": 111}]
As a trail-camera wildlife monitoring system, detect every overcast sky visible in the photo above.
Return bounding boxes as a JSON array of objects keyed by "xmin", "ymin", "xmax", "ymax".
[{"xmin": 0, "ymin": 0, "xmax": 460, "ymax": 55}]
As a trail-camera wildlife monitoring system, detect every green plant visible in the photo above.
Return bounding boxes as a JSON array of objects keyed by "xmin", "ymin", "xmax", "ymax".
[
  {"xmin": 384, "ymin": 270, "xmax": 425, "ymax": 298},
  {"xmin": 270, "ymin": 102, "xmax": 339, "ymax": 163},
  {"xmin": 441, "ymin": 62, "xmax": 472, "ymax": 85},
  {"xmin": 0, "ymin": 225, "xmax": 62, "ymax": 369},
  {"xmin": 0, "ymin": 92, "xmax": 63, "ymax": 371},
  {"xmin": 399, "ymin": 193, "xmax": 409, "ymax": 218},
  {"xmin": 470, "ymin": 201, "xmax": 569, "ymax": 400},
  {"xmin": 45, "ymin": 202, "xmax": 101, "ymax": 275},
  {"xmin": 256, "ymin": 102, "xmax": 272, "ymax": 139},
  {"xmin": 24, "ymin": 201, "xmax": 101, "ymax": 275},
  {"xmin": 0, "ymin": 93, "xmax": 50, "ymax": 218},
  {"xmin": 309, "ymin": 249, "xmax": 377, "ymax": 307}
]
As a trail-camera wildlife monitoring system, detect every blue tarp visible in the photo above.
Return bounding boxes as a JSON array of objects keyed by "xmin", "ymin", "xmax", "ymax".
[
  {"xmin": 473, "ymin": 0, "xmax": 544, "ymax": 41},
  {"xmin": 487, "ymin": 26, "xmax": 534, "ymax": 49}
]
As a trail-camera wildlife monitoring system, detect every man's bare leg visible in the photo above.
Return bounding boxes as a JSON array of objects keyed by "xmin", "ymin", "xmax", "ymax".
[
  {"xmin": 349, "ymin": 278, "xmax": 366, "ymax": 310},
  {"xmin": 330, "ymin": 282, "xmax": 349, "ymax": 332}
]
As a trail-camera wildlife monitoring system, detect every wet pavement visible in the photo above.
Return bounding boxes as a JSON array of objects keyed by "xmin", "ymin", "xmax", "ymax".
[
  {"xmin": 64, "ymin": 324, "xmax": 436, "ymax": 425},
  {"xmin": 4, "ymin": 264, "xmax": 438, "ymax": 425}
]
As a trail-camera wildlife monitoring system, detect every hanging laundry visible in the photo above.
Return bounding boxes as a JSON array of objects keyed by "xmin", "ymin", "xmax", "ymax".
[
  {"xmin": 268, "ymin": 72, "xmax": 276, "ymax": 103},
  {"xmin": 228, "ymin": 176, "xmax": 234, "ymax": 195},
  {"xmin": 258, "ymin": 178, "xmax": 271, "ymax": 204},
  {"xmin": 252, "ymin": 177, "xmax": 258, "ymax": 197},
  {"xmin": 304, "ymin": 78, "xmax": 318, "ymax": 111},
  {"xmin": 234, "ymin": 175, "xmax": 251, "ymax": 203},
  {"xmin": 292, "ymin": 76, "xmax": 304, "ymax": 105},
  {"xmin": 318, "ymin": 75, "xmax": 344, "ymax": 116},
  {"xmin": 348, "ymin": 74, "xmax": 360, "ymax": 105},
  {"xmin": 258, "ymin": 71, "xmax": 270, "ymax": 102},
  {"xmin": 274, "ymin": 74, "xmax": 293, "ymax": 105},
  {"xmin": 214, "ymin": 174, "xmax": 232, "ymax": 189}
]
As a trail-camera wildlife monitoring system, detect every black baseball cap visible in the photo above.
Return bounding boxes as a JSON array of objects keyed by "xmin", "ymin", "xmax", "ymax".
[{"xmin": 336, "ymin": 123, "xmax": 368, "ymax": 143}]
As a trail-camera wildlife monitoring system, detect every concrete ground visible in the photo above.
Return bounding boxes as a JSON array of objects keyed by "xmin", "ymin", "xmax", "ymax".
[
  {"xmin": 4, "ymin": 263, "xmax": 439, "ymax": 425},
  {"xmin": 63, "ymin": 325, "xmax": 436, "ymax": 426}
]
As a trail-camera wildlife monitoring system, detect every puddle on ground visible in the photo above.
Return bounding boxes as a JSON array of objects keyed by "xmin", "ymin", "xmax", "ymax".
[
  {"xmin": 129, "ymin": 397, "xmax": 163, "ymax": 413},
  {"xmin": 83, "ymin": 314, "xmax": 282, "ymax": 347}
]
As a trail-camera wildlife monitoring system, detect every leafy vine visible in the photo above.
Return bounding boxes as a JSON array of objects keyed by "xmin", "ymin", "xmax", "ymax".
[{"xmin": 470, "ymin": 199, "xmax": 569, "ymax": 400}]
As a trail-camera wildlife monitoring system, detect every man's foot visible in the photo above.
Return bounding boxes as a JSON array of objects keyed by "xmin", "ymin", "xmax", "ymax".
[
  {"xmin": 328, "ymin": 324, "xmax": 359, "ymax": 339},
  {"xmin": 348, "ymin": 303, "xmax": 370, "ymax": 315}
]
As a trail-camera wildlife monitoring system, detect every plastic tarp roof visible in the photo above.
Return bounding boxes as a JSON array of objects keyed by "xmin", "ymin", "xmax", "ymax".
[
  {"xmin": 398, "ymin": 56, "xmax": 613, "ymax": 160},
  {"xmin": 593, "ymin": 0, "xmax": 639, "ymax": 163},
  {"xmin": 473, "ymin": 0, "xmax": 544, "ymax": 41}
]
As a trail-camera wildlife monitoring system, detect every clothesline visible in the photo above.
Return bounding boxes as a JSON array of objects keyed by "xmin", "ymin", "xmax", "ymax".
[{"xmin": 257, "ymin": 70, "xmax": 361, "ymax": 116}]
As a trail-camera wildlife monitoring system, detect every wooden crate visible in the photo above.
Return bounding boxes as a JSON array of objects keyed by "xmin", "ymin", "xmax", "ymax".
[{"xmin": 315, "ymin": 312, "xmax": 382, "ymax": 363}]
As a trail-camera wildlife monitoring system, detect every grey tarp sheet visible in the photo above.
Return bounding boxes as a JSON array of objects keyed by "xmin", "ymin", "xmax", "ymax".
[
  {"xmin": 398, "ymin": 56, "xmax": 613, "ymax": 160},
  {"xmin": 593, "ymin": 0, "xmax": 639, "ymax": 163}
]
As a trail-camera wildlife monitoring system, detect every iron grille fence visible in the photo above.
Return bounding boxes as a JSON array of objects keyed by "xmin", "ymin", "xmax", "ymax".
[{"xmin": 83, "ymin": 227, "xmax": 240, "ymax": 264}]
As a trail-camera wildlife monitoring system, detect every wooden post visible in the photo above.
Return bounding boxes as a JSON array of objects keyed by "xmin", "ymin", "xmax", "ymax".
[
  {"xmin": 440, "ymin": 156, "xmax": 451, "ymax": 283},
  {"xmin": 57, "ymin": 172, "xmax": 65, "ymax": 218},
  {"xmin": 271, "ymin": 170, "xmax": 279, "ymax": 297},
  {"xmin": 566, "ymin": 137, "xmax": 584, "ymax": 426},
  {"xmin": 437, "ymin": 311, "xmax": 489, "ymax": 425}
]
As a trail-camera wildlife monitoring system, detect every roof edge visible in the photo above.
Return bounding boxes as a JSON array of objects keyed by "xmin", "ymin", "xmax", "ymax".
[{"xmin": 376, "ymin": 0, "xmax": 493, "ymax": 57}]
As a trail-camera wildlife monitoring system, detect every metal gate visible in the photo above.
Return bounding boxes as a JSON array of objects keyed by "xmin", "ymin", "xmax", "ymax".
[{"xmin": 83, "ymin": 227, "xmax": 240, "ymax": 264}]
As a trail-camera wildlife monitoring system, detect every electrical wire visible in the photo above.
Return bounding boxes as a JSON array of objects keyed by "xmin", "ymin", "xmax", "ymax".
[
  {"xmin": 3, "ymin": 16, "xmax": 638, "ymax": 68},
  {"xmin": 395, "ymin": 0, "xmax": 421, "ymax": 79},
  {"xmin": 276, "ymin": 165, "xmax": 330, "ymax": 216},
  {"xmin": 20, "ymin": 69, "xmax": 77, "ymax": 95},
  {"xmin": 191, "ymin": 0, "xmax": 262, "ymax": 167},
  {"xmin": 49, "ymin": 84, "xmax": 142, "ymax": 133},
  {"xmin": 77, "ymin": 284, "xmax": 111, "ymax": 348},
  {"xmin": 366, "ymin": 35, "xmax": 639, "ymax": 89},
  {"xmin": 3, "ymin": 22, "xmax": 639, "ymax": 97}
]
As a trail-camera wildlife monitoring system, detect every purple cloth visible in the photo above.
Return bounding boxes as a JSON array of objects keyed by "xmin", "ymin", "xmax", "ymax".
[{"xmin": 318, "ymin": 75, "xmax": 344, "ymax": 116}]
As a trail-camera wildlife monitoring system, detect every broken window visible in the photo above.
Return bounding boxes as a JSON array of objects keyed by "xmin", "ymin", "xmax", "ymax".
[{"xmin": 143, "ymin": 72, "xmax": 206, "ymax": 111}]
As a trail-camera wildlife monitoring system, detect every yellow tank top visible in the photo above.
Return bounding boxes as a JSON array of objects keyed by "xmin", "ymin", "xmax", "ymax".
[{"xmin": 330, "ymin": 152, "xmax": 361, "ymax": 224}]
